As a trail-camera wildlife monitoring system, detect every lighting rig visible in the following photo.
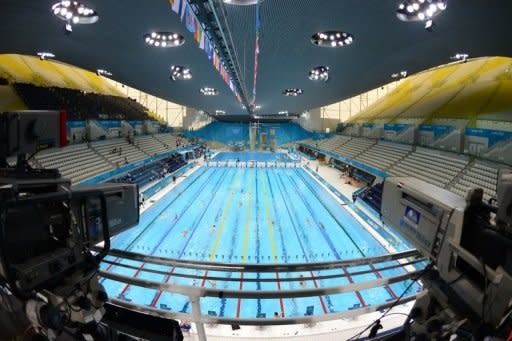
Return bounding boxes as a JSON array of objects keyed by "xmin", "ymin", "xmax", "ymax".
[{"xmin": 51, "ymin": 1, "xmax": 99, "ymax": 34}]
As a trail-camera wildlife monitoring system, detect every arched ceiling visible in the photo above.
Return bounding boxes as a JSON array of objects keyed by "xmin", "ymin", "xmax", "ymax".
[{"xmin": 0, "ymin": 0, "xmax": 511, "ymax": 117}]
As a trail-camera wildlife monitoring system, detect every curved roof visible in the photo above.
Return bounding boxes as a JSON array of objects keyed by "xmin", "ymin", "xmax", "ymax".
[
  {"xmin": 0, "ymin": 0, "xmax": 511, "ymax": 116},
  {"xmin": 351, "ymin": 56, "xmax": 512, "ymax": 123}
]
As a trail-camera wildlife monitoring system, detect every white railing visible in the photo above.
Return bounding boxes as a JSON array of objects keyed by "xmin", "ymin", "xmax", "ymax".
[{"xmin": 99, "ymin": 248, "xmax": 425, "ymax": 341}]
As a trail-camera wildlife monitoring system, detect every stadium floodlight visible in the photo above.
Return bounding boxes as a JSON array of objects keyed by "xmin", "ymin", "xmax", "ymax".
[
  {"xmin": 170, "ymin": 65, "xmax": 192, "ymax": 81},
  {"xmin": 200, "ymin": 87, "xmax": 218, "ymax": 96},
  {"xmin": 144, "ymin": 32, "xmax": 184, "ymax": 48},
  {"xmin": 37, "ymin": 52, "xmax": 55, "ymax": 61},
  {"xmin": 96, "ymin": 69, "xmax": 112, "ymax": 77},
  {"xmin": 391, "ymin": 70, "xmax": 408, "ymax": 79},
  {"xmin": 451, "ymin": 53, "xmax": 469, "ymax": 62},
  {"xmin": 52, "ymin": 1, "xmax": 98, "ymax": 34},
  {"xmin": 51, "ymin": 1, "xmax": 98, "ymax": 24},
  {"xmin": 311, "ymin": 31, "xmax": 354, "ymax": 48},
  {"xmin": 282, "ymin": 88, "xmax": 304, "ymax": 96},
  {"xmin": 396, "ymin": 0, "xmax": 447, "ymax": 22},
  {"xmin": 309, "ymin": 66, "xmax": 330, "ymax": 82},
  {"xmin": 223, "ymin": 0, "xmax": 260, "ymax": 5}
]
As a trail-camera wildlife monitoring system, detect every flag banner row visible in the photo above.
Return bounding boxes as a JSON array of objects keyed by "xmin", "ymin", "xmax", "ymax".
[
  {"xmin": 252, "ymin": 2, "xmax": 261, "ymax": 105},
  {"xmin": 169, "ymin": 0, "xmax": 241, "ymax": 102}
]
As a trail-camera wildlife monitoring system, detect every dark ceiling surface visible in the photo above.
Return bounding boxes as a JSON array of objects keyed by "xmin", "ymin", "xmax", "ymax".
[{"xmin": 0, "ymin": 0, "xmax": 511, "ymax": 117}]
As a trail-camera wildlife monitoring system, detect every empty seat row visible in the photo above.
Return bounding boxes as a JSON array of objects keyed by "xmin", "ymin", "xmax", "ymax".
[
  {"xmin": 134, "ymin": 135, "xmax": 169, "ymax": 155},
  {"xmin": 415, "ymin": 150, "xmax": 468, "ymax": 166},
  {"xmin": 91, "ymin": 139, "xmax": 147, "ymax": 164},
  {"xmin": 389, "ymin": 165, "xmax": 447, "ymax": 187},
  {"xmin": 448, "ymin": 162, "xmax": 500, "ymax": 200},
  {"xmin": 34, "ymin": 144, "xmax": 113, "ymax": 183}
]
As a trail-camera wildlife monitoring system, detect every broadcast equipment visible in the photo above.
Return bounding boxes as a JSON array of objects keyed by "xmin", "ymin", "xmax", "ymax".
[
  {"xmin": 0, "ymin": 111, "xmax": 139, "ymax": 340},
  {"xmin": 381, "ymin": 174, "xmax": 512, "ymax": 339}
]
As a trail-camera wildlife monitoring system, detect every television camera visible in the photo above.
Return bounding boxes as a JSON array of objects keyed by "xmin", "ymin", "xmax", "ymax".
[
  {"xmin": 0, "ymin": 111, "xmax": 139, "ymax": 340},
  {"xmin": 380, "ymin": 171, "xmax": 512, "ymax": 339}
]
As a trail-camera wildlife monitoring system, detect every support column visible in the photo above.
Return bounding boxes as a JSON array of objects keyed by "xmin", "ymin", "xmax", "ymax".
[{"xmin": 191, "ymin": 296, "xmax": 207, "ymax": 341}]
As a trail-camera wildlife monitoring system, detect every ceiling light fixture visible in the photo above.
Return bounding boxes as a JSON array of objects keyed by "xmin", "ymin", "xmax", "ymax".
[
  {"xmin": 37, "ymin": 52, "xmax": 55, "ymax": 61},
  {"xmin": 396, "ymin": 0, "xmax": 447, "ymax": 23},
  {"xmin": 283, "ymin": 88, "xmax": 304, "ymax": 96},
  {"xmin": 311, "ymin": 31, "xmax": 354, "ymax": 48},
  {"xmin": 170, "ymin": 65, "xmax": 192, "ymax": 81},
  {"xmin": 222, "ymin": 0, "xmax": 260, "ymax": 5},
  {"xmin": 144, "ymin": 32, "xmax": 185, "ymax": 48},
  {"xmin": 199, "ymin": 87, "xmax": 218, "ymax": 96},
  {"xmin": 278, "ymin": 111, "xmax": 288, "ymax": 115},
  {"xmin": 391, "ymin": 70, "xmax": 408, "ymax": 79},
  {"xmin": 51, "ymin": 1, "xmax": 99, "ymax": 32},
  {"xmin": 96, "ymin": 69, "xmax": 112, "ymax": 77},
  {"xmin": 451, "ymin": 53, "xmax": 469, "ymax": 62},
  {"xmin": 309, "ymin": 66, "xmax": 330, "ymax": 82}
]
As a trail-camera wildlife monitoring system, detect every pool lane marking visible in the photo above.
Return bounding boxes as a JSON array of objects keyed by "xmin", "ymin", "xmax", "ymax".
[
  {"xmin": 102, "ymin": 167, "xmax": 209, "ymax": 277},
  {"xmin": 149, "ymin": 168, "xmax": 230, "ymax": 307},
  {"xmin": 266, "ymin": 169, "xmax": 302, "ymax": 316},
  {"xmin": 273, "ymin": 172, "xmax": 328, "ymax": 314},
  {"xmin": 262, "ymin": 172, "xmax": 279, "ymax": 259},
  {"xmin": 236, "ymin": 168, "xmax": 254, "ymax": 318},
  {"xmin": 303, "ymin": 165, "xmax": 416, "ymax": 290},
  {"xmin": 294, "ymin": 168, "xmax": 399, "ymax": 301},
  {"xmin": 254, "ymin": 169, "xmax": 263, "ymax": 316},
  {"xmin": 117, "ymin": 168, "xmax": 223, "ymax": 297},
  {"xmin": 208, "ymin": 168, "xmax": 242, "ymax": 262},
  {"xmin": 296, "ymin": 168, "xmax": 400, "ymax": 300},
  {"xmin": 284, "ymin": 170, "xmax": 367, "ymax": 308},
  {"xmin": 261, "ymin": 168, "xmax": 286, "ymax": 317},
  {"xmin": 103, "ymin": 166, "xmax": 207, "ymax": 273},
  {"xmin": 200, "ymin": 168, "xmax": 242, "ymax": 289}
]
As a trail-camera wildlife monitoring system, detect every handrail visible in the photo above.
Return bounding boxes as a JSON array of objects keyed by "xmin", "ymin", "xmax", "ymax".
[
  {"xmin": 101, "ymin": 257, "xmax": 426, "ymax": 283},
  {"xmin": 99, "ymin": 268, "xmax": 423, "ymax": 299},
  {"xmin": 108, "ymin": 293, "xmax": 419, "ymax": 326},
  {"xmin": 99, "ymin": 247, "xmax": 422, "ymax": 272}
]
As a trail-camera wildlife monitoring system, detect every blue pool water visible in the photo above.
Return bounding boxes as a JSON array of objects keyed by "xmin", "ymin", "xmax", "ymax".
[
  {"xmin": 213, "ymin": 151, "xmax": 290, "ymax": 162},
  {"xmin": 101, "ymin": 160, "xmax": 420, "ymax": 318}
]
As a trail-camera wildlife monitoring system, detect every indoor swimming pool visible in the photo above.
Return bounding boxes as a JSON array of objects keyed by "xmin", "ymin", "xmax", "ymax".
[{"xmin": 100, "ymin": 154, "xmax": 421, "ymax": 319}]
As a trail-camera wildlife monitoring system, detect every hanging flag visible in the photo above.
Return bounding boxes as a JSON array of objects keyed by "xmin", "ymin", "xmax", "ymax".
[
  {"xmin": 168, "ymin": 0, "xmax": 242, "ymax": 103},
  {"xmin": 180, "ymin": 1, "xmax": 187, "ymax": 20},
  {"xmin": 252, "ymin": 2, "xmax": 261, "ymax": 105},
  {"xmin": 194, "ymin": 23, "xmax": 203, "ymax": 44},
  {"xmin": 185, "ymin": 5, "xmax": 196, "ymax": 33},
  {"xmin": 204, "ymin": 38, "xmax": 213, "ymax": 59},
  {"xmin": 212, "ymin": 53, "xmax": 219, "ymax": 70},
  {"xmin": 171, "ymin": 0, "xmax": 181, "ymax": 13},
  {"xmin": 171, "ymin": 0, "xmax": 186, "ymax": 20},
  {"xmin": 199, "ymin": 30, "xmax": 206, "ymax": 49}
]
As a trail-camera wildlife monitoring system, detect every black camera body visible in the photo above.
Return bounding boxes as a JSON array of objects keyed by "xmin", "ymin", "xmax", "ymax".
[
  {"xmin": 0, "ymin": 176, "xmax": 139, "ymax": 297},
  {"xmin": 0, "ymin": 111, "xmax": 140, "ymax": 339}
]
